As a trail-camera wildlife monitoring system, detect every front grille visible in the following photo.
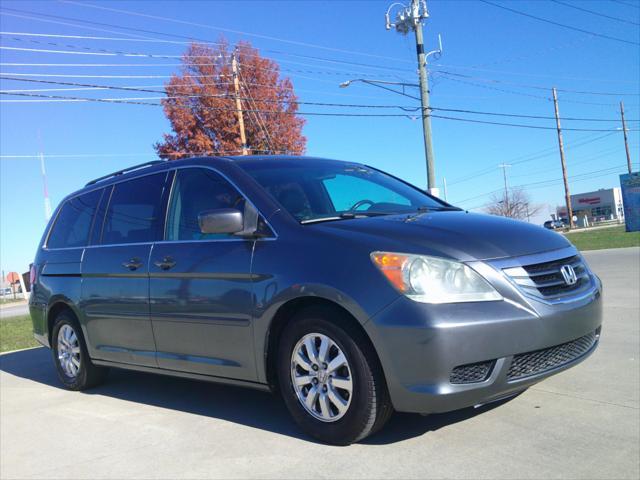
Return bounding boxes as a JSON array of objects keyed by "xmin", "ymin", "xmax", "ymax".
[
  {"xmin": 507, "ymin": 331, "xmax": 598, "ymax": 381},
  {"xmin": 450, "ymin": 360, "xmax": 494, "ymax": 384},
  {"xmin": 503, "ymin": 254, "xmax": 592, "ymax": 301}
]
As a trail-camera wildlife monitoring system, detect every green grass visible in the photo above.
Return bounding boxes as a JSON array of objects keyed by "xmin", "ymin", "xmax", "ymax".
[
  {"xmin": 565, "ymin": 225, "xmax": 640, "ymax": 251},
  {"xmin": 0, "ymin": 315, "xmax": 39, "ymax": 353}
]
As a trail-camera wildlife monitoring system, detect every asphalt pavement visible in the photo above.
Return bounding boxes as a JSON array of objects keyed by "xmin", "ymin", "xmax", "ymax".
[{"xmin": 1, "ymin": 247, "xmax": 638, "ymax": 479}]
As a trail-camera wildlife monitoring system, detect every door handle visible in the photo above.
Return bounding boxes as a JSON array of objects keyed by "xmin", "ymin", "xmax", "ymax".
[
  {"xmin": 154, "ymin": 256, "xmax": 176, "ymax": 270},
  {"xmin": 122, "ymin": 258, "xmax": 143, "ymax": 271}
]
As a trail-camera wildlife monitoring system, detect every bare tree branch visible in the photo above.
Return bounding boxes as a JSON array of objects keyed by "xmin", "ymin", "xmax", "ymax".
[{"xmin": 485, "ymin": 189, "xmax": 542, "ymax": 221}]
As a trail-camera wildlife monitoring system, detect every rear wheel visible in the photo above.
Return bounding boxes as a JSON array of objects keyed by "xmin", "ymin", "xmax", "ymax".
[
  {"xmin": 278, "ymin": 306, "xmax": 393, "ymax": 445},
  {"xmin": 51, "ymin": 312, "xmax": 108, "ymax": 390}
]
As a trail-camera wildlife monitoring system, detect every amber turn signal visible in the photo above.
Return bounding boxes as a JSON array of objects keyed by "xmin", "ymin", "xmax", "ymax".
[{"xmin": 370, "ymin": 252, "xmax": 409, "ymax": 292}]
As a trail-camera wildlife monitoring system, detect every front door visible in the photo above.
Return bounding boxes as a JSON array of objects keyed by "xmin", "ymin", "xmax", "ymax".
[
  {"xmin": 82, "ymin": 172, "xmax": 170, "ymax": 367},
  {"xmin": 149, "ymin": 167, "xmax": 257, "ymax": 380}
]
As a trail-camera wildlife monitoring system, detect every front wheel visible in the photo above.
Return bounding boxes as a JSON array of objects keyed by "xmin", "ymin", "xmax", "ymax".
[{"xmin": 278, "ymin": 306, "xmax": 393, "ymax": 445}]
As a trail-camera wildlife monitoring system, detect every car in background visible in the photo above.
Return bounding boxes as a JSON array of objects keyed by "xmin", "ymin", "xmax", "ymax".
[
  {"xmin": 0, "ymin": 287, "xmax": 12, "ymax": 297},
  {"xmin": 544, "ymin": 219, "xmax": 566, "ymax": 230}
]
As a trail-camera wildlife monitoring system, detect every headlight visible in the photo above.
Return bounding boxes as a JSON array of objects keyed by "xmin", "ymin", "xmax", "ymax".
[{"xmin": 371, "ymin": 252, "xmax": 502, "ymax": 304}]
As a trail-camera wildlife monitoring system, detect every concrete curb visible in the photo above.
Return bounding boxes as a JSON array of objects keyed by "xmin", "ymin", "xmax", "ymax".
[{"xmin": 0, "ymin": 346, "xmax": 43, "ymax": 356}]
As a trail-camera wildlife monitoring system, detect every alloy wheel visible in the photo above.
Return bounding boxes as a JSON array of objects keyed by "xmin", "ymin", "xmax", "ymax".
[
  {"xmin": 290, "ymin": 332, "xmax": 353, "ymax": 422},
  {"xmin": 57, "ymin": 324, "xmax": 81, "ymax": 378}
]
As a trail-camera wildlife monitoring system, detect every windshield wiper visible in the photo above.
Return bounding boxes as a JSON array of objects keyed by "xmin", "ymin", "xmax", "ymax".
[
  {"xmin": 404, "ymin": 205, "xmax": 462, "ymax": 222},
  {"xmin": 430, "ymin": 206, "xmax": 462, "ymax": 211},
  {"xmin": 300, "ymin": 211, "xmax": 392, "ymax": 225},
  {"xmin": 415, "ymin": 205, "xmax": 461, "ymax": 212}
]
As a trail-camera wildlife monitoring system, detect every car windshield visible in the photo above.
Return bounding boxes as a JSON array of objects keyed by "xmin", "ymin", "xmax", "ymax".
[{"xmin": 239, "ymin": 162, "xmax": 455, "ymax": 223}]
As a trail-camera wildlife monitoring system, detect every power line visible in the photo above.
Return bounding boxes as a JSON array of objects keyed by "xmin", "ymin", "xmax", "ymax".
[
  {"xmin": 0, "ymin": 24, "xmax": 414, "ymax": 76},
  {"xmin": 0, "ymin": 149, "xmax": 289, "ymax": 159},
  {"xmin": 61, "ymin": 0, "xmax": 413, "ymax": 63},
  {"xmin": 0, "ymin": 36, "xmax": 413, "ymax": 79},
  {"xmin": 480, "ymin": 0, "xmax": 639, "ymax": 46},
  {"xmin": 446, "ymin": 132, "xmax": 618, "ymax": 186},
  {"xmin": 456, "ymin": 164, "xmax": 630, "ymax": 205},
  {"xmin": 3, "ymin": 77, "xmax": 638, "ymax": 125},
  {"xmin": 0, "ymin": 75, "xmax": 420, "ymax": 108},
  {"xmin": 4, "ymin": 90, "xmax": 637, "ymax": 132},
  {"xmin": 522, "ymin": 164, "xmax": 631, "ymax": 189},
  {"xmin": 0, "ymin": 47, "xmax": 400, "ymax": 87},
  {"xmin": 551, "ymin": 0, "xmax": 640, "ymax": 26},
  {"xmin": 3, "ymin": 56, "xmax": 637, "ymax": 100},
  {"xmin": 0, "ymin": 11, "xmax": 160, "ymax": 41},
  {"xmin": 509, "ymin": 144, "xmax": 634, "ymax": 178},
  {"xmin": 0, "ymin": 84, "xmax": 399, "ymax": 102},
  {"xmin": 435, "ymin": 73, "xmax": 634, "ymax": 107},
  {"xmin": 424, "ymin": 114, "xmax": 628, "ymax": 132},
  {"xmin": 430, "ymin": 106, "xmax": 638, "ymax": 122},
  {"xmin": 0, "ymin": 30, "xmax": 229, "ymax": 46},
  {"xmin": 4, "ymin": 33, "xmax": 636, "ymax": 97},
  {"xmin": 0, "ymin": 6, "xmax": 414, "ymax": 65},
  {"xmin": 0, "ymin": 90, "xmax": 423, "ymax": 117},
  {"xmin": 0, "ymin": 60, "xmax": 403, "ymax": 80},
  {"xmin": 3, "ymin": 18, "xmax": 635, "ymax": 89},
  {"xmin": 431, "ymin": 60, "xmax": 639, "ymax": 85},
  {"xmin": 0, "ymin": 71, "xmax": 229, "ymax": 79},
  {"xmin": 434, "ymin": 70, "xmax": 640, "ymax": 97},
  {"xmin": 3, "ymin": 31, "xmax": 636, "ymax": 95}
]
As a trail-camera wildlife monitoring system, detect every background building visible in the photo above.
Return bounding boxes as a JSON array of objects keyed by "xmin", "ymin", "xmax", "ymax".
[{"xmin": 556, "ymin": 188, "xmax": 625, "ymax": 223}]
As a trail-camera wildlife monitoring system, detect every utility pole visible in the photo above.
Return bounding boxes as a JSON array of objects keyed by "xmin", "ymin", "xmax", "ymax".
[
  {"xmin": 552, "ymin": 87, "xmax": 574, "ymax": 229},
  {"xmin": 442, "ymin": 176, "xmax": 448, "ymax": 201},
  {"xmin": 231, "ymin": 52, "xmax": 248, "ymax": 156},
  {"xmin": 620, "ymin": 101, "xmax": 633, "ymax": 174},
  {"xmin": 385, "ymin": 0, "xmax": 439, "ymax": 195},
  {"xmin": 498, "ymin": 163, "xmax": 511, "ymax": 215}
]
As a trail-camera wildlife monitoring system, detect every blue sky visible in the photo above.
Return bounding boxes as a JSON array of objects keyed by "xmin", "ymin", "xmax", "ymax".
[{"xmin": 1, "ymin": 0, "xmax": 639, "ymax": 274}]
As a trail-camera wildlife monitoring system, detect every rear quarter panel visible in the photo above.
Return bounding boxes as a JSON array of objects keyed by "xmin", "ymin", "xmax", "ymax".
[{"xmin": 30, "ymin": 248, "xmax": 84, "ymax": 347}]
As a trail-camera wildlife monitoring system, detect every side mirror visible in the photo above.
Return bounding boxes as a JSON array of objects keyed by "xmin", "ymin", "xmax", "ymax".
[{"xmin": 198, "ymin": 209, "xmax": 244, "ymax": 234}]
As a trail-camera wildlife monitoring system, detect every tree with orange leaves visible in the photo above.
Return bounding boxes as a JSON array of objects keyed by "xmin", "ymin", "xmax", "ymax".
[{"xmin": 155, "ymin": 39, "xmax": 306, "ymax": 159}]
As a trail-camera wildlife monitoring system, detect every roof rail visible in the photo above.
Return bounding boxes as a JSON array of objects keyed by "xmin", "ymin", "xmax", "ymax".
[{"xmin": 85, "ymin": 160, "xmax": 166, "ymax": 186}]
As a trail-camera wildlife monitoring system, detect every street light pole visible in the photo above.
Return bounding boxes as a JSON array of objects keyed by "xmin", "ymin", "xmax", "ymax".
[{"xmin": 385, "ymin": 0, "xmax": 440, "ymax": 195}]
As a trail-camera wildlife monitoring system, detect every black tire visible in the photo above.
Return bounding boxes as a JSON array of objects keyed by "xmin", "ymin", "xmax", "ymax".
[
  {"xmin": 277, "ymin": 305, "xmax": 393, "ymax": 445},
  {"xmin": 51, "ymin": 312, "xmax": 109, "ymax": 390}
]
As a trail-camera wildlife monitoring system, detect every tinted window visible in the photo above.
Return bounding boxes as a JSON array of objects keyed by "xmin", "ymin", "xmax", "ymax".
[
  {"xmin": 166, "ymin": 168, "xmax": 245, "ymax": 241},
  {"xmin": 101, "ymin": 173, "xmax": 167, "ymax": 245},
  {"xmin": 47, "ymin": 189, "xmax": 103, "ymax": 249}
]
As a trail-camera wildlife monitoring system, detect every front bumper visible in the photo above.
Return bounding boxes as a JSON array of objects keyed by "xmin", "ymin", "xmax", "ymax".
[{"xmin": 365, "ymin": 269, "xmax": 603, "ymax": 414}]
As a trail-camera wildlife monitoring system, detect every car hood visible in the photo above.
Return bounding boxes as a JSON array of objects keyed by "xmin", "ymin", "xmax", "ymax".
[{"xmin": 312, "ymin": 211, "xmax": 572, "ymax": 261}]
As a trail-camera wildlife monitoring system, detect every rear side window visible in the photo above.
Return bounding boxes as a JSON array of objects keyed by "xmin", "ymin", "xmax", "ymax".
[
  {"xmin": 166, "ymin": 168, "xmax": 245, "ymax": 241},
  {"xmin": 101, "ymin": 173, "xmax": 167, "ymax": 245},
  {"xmin": 47, "ymin": 189, "xmax": 103, "ymax": 249}
]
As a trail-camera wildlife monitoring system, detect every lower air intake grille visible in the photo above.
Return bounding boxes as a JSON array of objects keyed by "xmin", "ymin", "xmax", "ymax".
[
  {"xmin": 507, "ymin": 331, "xmax": 597, "ymax": 381},
  {"xmin": 450, "ymin": 361, "xmax": 494, "ymax": 384}
]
